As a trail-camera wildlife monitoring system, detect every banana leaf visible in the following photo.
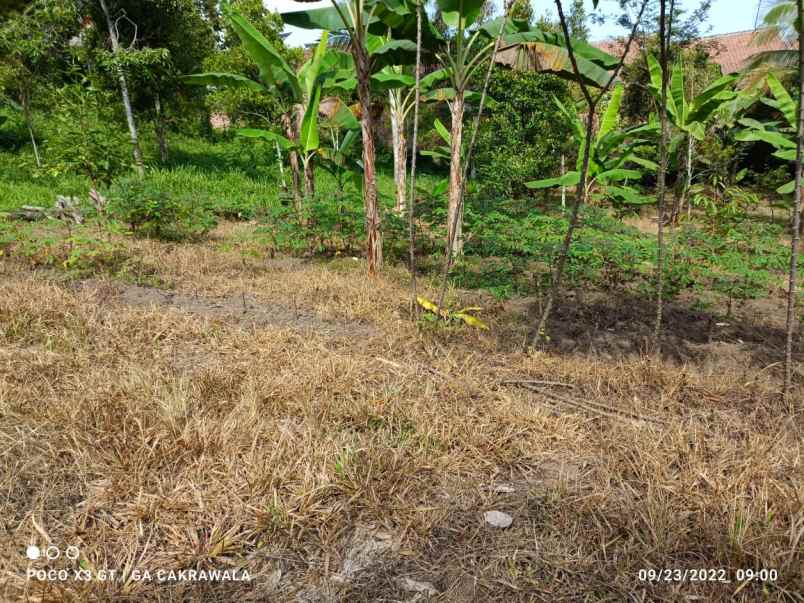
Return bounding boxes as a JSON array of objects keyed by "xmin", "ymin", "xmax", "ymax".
[
  {"xmin": 525, "ymin": 171, "xmax": 580, "ymax": 189},
  {"xmin": 237, "ymin": 129, "xmax": 296, "ymax": 150},
  {"xmin": 434, "ymin": 118, "xmax": 451, "ymax": 145},
  {"xmin": 503, "ymin": 32, "xmax": 614, "ymax": 88},
  {"xmin": 504, "ymin": 29, "xmax": 618, "ymax": 70},
  {"xmin": 766, "ymin": 73, "xmax": 798, "ymax": 130},
  {"xmin": 778, "ymin": 179, "xmax": 796, "ymax": 194},
  {"xmin": 596, "ymin": 83, "xmax": 623, "ymax": 144},
  {"xmin": 181, "ymin": 72, "xmax": 266, "ymax": 92},
  {"xmin": 607, "ymin": 185, "xmax": 653, "ymax": 205},
  {"xmin": 686, "ymin": 75, "xmax": 737, "ymax": 124},
  {"xmin": 596, "ymin": 168, "xmax": 642, "ymax": 183},
  {"xmin": 436, "ymin": 0, "xmax": 486, "ymax": 29},
  {"xmin": 735, "ymin": 128, "xmax": 795, "ymax": 149},
  {"xmin": 223, "ymin": 3, "xmax": 299, "ymax": 98},
  {"xmin": 773, "ymin": 148, "xmax": 797, "ymax": 161}
]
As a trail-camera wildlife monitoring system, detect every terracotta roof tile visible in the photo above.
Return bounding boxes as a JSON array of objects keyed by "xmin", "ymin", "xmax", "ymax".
[{"xmin": 591, "ymin": 29, "xmax": 792, "ymax": 74}]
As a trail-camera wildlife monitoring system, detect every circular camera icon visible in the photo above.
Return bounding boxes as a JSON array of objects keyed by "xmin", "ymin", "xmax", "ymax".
[
  {"xmin": 65, "ymin": 546, "xmax": 80, "ymax": 561},
  {"xmin": 45, "ymin": 546, "xmax": 60, "ymax": 560},
  {"xmin": 26, "ymin": 545, "xmax": 41, "ymax": 560}
]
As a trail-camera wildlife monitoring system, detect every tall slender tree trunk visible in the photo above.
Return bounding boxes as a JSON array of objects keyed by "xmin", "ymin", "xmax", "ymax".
[
  {"xmin": 282, "ymin": 111, "xmax": 303, "ymax": 212},
  {"xmin": 275, "ymin": 141, "xmax": 288, "ymax": 193},
  {"xmin": 783, "ymin": 0, "xmax": 804, "ymax": 399},
  {"xmin": 154, "ymin": 92, "xmax": 168, "ymax": 163},
  {"xmin": 396, "ymin": 126, "xmax": 407, "ymax": 213},
  {"xmin": 20, "ymin": 91, "xmax": 42, "ymax": 169},
  {"xmin": 390, "ymin": 98, "xmax": 407, "ymax": 213},
  {"xmin": 447, "ymin": 92, "xmax": 465, "ymax": 257},
  {"xmin": 532, "ymin": 118, "xmax": 594, "ymax": 344},
  {"xmin": 408, "ymin": 0, "xmax": 423, "ymax": 312},
  {"xmin": 531, "ymin": 0, "xmax": 648, "ymax": 343},
  {"xmin": 99, "ymin": 0, "xmax": 144, "ymax": 177},
  {"xmin": 354, "ymin": 44, "xmax": 382, "ymax": 275},
  {"xmin": 654, "ymin": 0, "xmax": 670, "ymax": 347}
]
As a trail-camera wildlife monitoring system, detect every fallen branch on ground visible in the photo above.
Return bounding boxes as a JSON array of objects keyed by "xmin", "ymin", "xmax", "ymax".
[{"xmin": 507, "ymin": 381, "xmax": 667, "ymax": 426}]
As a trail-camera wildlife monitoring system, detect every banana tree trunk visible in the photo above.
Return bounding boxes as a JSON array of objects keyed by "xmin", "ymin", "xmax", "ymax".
[
  {"xmin": 683, "ymin": 136, "xmax": 693, "ymax": 218},
  {"xmin": 304, "ymin": 160, "xmax": 315, "ymax": 197},
  {"xmin": 296, "ymin": 103, "xmax": 315, "ymax": 199},
  {"xmin": 99, "ymin": 0, "xmax": 144, "ymax": 178},
  {"xmin": 355, "ymin": 44, "xmax": 382, "ymax": 275},
  {"xmin": 154, "ymin": 92, "xmax": 168, "ymax": 163},
  {"xmin": 390, "ymin": 98, "xmax": 407, "ymax": 213},
  {"xmin": 447, "ymin": 92, "xmax": 465, "ymax": 257},
  {"xmin": 281, "ymin": 111, "xmax": 303, "ymax": 212}
]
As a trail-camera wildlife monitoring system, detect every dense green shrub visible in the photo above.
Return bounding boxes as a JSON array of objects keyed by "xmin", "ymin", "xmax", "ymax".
[
  {"xmin": 107, "ymin": 177, "xmax": 216, "ymax": 240},
  {"xmin": 0, "ymin": 108, "xmax": 28, "ymax": 151},
  {"xmin": 39, "ymin": 82, "xmax": 132, "ymax": 185},
  {"xmin": 472, "ymin": 67, "xmax": 573, "ymax": 199}
]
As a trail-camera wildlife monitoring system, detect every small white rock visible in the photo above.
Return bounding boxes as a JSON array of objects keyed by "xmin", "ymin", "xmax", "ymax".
[
  {"xmin": 484, "ymin": 510, "xmax": 513, "ymax": 528},
  {"xmin": 398, "ymin": 577, "xmax": 438, "ymax": 596},
  {"xmin": 492, "ymin": 484, "xmax": 516, "ymax": 494}
]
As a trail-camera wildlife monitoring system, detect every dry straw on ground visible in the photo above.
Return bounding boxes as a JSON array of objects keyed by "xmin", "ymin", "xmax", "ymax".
[{"xmin": 0, "ymin": 223, "xmax": 801, "ymax": 601}]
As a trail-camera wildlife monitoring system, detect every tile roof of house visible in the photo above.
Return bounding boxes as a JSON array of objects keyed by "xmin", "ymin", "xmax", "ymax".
[{"xmin": 590, "ymin": 29, "xmax": 792, "ymax": 75}]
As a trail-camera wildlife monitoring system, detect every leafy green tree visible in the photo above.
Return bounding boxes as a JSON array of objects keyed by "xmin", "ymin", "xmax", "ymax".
[
  {"xmin": 567, "ymin": 0, "xmax": 589, "ymax": 40},
  {"xmin": 76, "ymin": 0, "xmax": 215, "ymax": 164},
  {"xmin": 79, "ymin": 0, "xmax": 147, "ymax": 176},
  {"xmin": 472, "ymin": 67, "xmax": 572, "ymax": 199},
  {"xmin": 507, "ymin": 0, "xmax": 534, "ymax": 26},
  {"xmin": 44, "ymin": 80, "xmax": 132, "ymax": 185},
  {"xmin": 201, "ymin": 0, "xmax": 299, "ymax": 130},
  {"xmin": 0, "ymin": 0, "xmax": 78, "ymax": 167}
]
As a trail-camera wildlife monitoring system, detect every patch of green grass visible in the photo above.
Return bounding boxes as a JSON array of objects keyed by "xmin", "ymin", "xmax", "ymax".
[
  {"xmin": 0, "ymin": 151, "xmax": 91, "ymax": 212},
  {"xmin": 1, "ymin": 132, "xmax": 794, "ymax": 312}
]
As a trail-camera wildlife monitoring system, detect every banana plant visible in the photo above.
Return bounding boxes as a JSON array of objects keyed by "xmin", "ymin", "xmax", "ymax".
[
  {"xmin": 282, "ymin": 0, "xmax": 442, "ymax": 275},
  {"xmin": 184, "ymin": 4, "xmax": 336, "ymax": 209},
  {"xmin": 432, "ymin": 4, "xmax": 622, "ymax": 257},
  {"xmin": 736, "ymin": 73, "xmax": 798, "ymax": 194},
  {"xmin": 526, "ymin": 84, "xmax": 658, "ymax": 212},
  {"xmin": 645, "ymin": 53, "xmax": 738, "ymax": 219},
  {"xmin": 235, "ymin": 32, "xmax": 334, "ymax": 198},
  {"xmin": 386, "ymin": 66, "xmax": 461, "ymax": 213}
]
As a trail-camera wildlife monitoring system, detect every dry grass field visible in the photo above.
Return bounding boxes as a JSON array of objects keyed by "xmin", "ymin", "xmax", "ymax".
[{"xmin": 0, "ymin": 223, "xmax": 802, "ymax": 602}]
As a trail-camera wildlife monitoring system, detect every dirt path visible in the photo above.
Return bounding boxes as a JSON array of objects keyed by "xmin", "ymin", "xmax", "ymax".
[{"xmin": 75, "ymin": 279, "xmax": 378, "ymax": 339}]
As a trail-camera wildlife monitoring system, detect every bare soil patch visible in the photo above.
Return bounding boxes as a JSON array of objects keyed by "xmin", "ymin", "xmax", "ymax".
[
  {"xmin": 498, "ymin": 288, "xmax": 802, "ymax": 376},
  {"xmin": 77, "ymin": 279, "xmax": 377, "ymax": 339}
]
